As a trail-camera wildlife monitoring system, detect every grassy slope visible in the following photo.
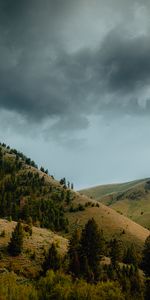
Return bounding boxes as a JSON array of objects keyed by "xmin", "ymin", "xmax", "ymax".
[
  {"xmin": 80, "ymin": 179, "xmax": 150, "ymax": 229},
  {"xmin": 0, "ymin": 219, "xmax": 68, "ymax": 278},
  {"xmin": 66, "ymin": 193, "xmax": 149, "ymax": 250},
  {"xmin": 0, "ymin": 145, "xmax": 150, "ymax": 276},
  {"xmin": 80, "ymin": 179, "xmax": 148, "ymax": 200}
]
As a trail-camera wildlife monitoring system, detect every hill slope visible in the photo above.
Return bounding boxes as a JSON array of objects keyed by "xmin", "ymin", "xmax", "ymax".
[
  {"xmin": 0, "ymin": 218, "xmax": 68, "ymax": 278},
  {"xmin": 66, "ymin": 193, "xmax": 150, "ymax": 251},
  {"xmin": 0, "ymin": 142, "xmax": 149, "ymax": 255},
  {"xmin": 80, "ymin": 179, "xmax": 150, "ymax": 229}
]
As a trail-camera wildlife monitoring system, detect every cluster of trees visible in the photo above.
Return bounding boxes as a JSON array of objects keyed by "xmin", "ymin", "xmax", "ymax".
[
  {"xmin": 0, "ymin": 270, "xmax": 125, "ymax": 300},
  {"xmin": 5, "ymin": 216, "xmax": 150, "ymax": 299},
  {"xmin": 0, "ymin": 146, "xmax": 69, "ymax": 232},
  {"xmin": 41, "ymin": 219, "xmax": 150, "ymax": 300},
  {"xmin": 60, "ymin": 177, "xmax": 74, "ymax": 190}
]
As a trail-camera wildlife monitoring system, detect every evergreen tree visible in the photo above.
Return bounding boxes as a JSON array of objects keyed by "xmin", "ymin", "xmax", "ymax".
[
  {"xmin": 79, "ymin": 218, "xmax": 105, "ymax": 280},
  {"xmin": 42, "ymin": 243, "xmax": 61, "ymax": 274},
  {"xmin": 8, "ymin": 220, "xmax": 24, "ymax": 256},
  {"xmin": 68, "ymin": 229, "xmax": 80, "ymax": 276},
  {"xmin": 123, "ymin": 244, "xmax": 138, "ymax": 266},
  {"xmin": 142, "ymin": 235, "xmax": 150, "ymax": 277},
  {"xmin": 110, "ymin": 239, "xmax": 123, "ymax": 268}
]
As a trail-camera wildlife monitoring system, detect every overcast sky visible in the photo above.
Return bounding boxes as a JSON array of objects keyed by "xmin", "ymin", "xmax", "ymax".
[{"xmin": 0, "ymin": 0, "xmax": 150, "ymax": 189}]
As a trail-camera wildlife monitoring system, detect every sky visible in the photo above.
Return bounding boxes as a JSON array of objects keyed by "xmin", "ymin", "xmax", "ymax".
[{"xmin": 0, "ymin": 0, "xmax": 150, "ymax": 189}]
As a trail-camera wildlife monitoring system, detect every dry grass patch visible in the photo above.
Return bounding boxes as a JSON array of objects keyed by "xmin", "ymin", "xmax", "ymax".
[{"xmin": 0, "ymin": 219, "xmax": 68, "ymax": 278}]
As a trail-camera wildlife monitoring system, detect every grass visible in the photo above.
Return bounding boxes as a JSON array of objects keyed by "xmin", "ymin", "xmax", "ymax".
[
  {"xmin": 80, "ymin": 179, "xmax": 150, "ymax": 229},
  {"xmin": 80, "ymin": 178, "xmax": 149, "ymax": 200},
  {"xmin": 65, "ymin": 193, "xmax": 150, "ymax": 253},
  {"xmin": 0, "ymin": 219, "xmax": 68, "ymax": 278}
]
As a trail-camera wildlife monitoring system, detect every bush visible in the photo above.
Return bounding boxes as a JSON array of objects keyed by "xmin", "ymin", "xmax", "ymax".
[{"xmin": 0, "ymin": 272, "xmax": 38, "ymax": 300}]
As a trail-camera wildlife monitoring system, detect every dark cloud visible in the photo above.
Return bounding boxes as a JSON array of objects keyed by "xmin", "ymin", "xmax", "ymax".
[{"xmin": 0, "ymin": 0, "xmax": 150, "ymax": 133}]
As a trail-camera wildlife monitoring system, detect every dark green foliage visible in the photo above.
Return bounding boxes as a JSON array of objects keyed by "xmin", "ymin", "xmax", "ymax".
[
  {"xmin": 123, "ymin": 244, "xmax": 138, "ymax": 266},
  {"xmin": 105, "ymin": 264, "xmax": 143, "ymax": 300},
  {"xmin": 68, "ymin": 229, "xmax": 80, "ymax": 277},
  {"xmin": 68, "ymin": 219, "xmax": 106, "ymax": 281},
  {"xmin": 142, "ymin": 235, "xmax": 150, "ymax": 277},
  {"xmin": 145, "ymin": 278, "xmax": 150, "ymax": 300},
  {"xmin": 0, "ymin": 144, "xmax": 69, "ymax": 232},
  {"xmin": 60, "ymin": 177, "xmax": 66, "ymax": 188},
  {"xmin": 66, "ymin": 190, "xmax": 71, "ymax": 204},
  {"xmin": 69, "ymin": 203, "xmax": 85, "ymax": 212},
  {"xmin": 8, "ymin": 220, "xmax": 24, "ymax": 256},
  {"xmin": 42, "ymin": 243, "xmax": 61, "ymax": 274},
  {"xmin": 109, "ymin": 239, "xmax": 123, "ymax": 267}
]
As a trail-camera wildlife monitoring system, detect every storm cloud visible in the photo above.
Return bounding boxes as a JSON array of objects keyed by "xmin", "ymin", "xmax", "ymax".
[
  {"xmin": 0, "ymin": 0, "xmax": 150, "ymax": 133},
  {"xmin": 1, "ymin": 0, "xmax": 150, "ymax": 188}
]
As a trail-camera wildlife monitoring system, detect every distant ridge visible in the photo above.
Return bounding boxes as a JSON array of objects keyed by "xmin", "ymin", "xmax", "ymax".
[{"xmin": 80, "ymin": 178, "xmax": 150, "ymax": 230}]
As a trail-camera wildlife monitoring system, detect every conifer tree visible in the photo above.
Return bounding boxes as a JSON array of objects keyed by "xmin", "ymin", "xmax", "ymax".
[
  {"xmin": 123, "ymin": 244, "xmax": 138, "ymax": 266},
  {"xmin": 8, "ymin": 220, "xmax": 24, "ymax": 256},
  {"xmin": 79, "ymin": 218, "xmax": 105, "ymax": 280},
  {"xmin": 142, "ymin": 235, "xmax": 150, "ymax": 277},
  {"xmin": 110, "ymin": 238, "xmax": 123, "ymax": 268},
  {"xmin": 42, "ymin": 243, "xmax": 61, "ymax": 274},
  {"xmin": 68, "ymin": 229, "xmax": 80, "ymax": 276}
]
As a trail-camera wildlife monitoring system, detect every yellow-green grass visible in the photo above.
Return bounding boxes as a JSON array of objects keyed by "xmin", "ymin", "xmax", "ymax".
[
  {"xmin": 106, "ymin": 196, "xmax": 150, "ymax": 229},
  {"xmin": 66, "ymin": 193, "xmax": 150, "ymax": 252},
  {"xmin": 80, "ymin": 179, "xmax": 150, "ymax": 229},
  {"xmin": 0, "ymin": 219, "xmax": 68, "ymax": 278},
  {"xmin": 80, "ymin": 178, "xmax": 149, "ymax": 200}
]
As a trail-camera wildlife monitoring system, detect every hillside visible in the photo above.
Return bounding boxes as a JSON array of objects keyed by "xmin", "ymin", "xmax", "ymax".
[
  {"xmin": 0, "ymin": 218, "xmax": 68, "ymax": 278},
  {"xmin": 80, "ymin": 179, "xmax": 150, "ymax": 229},
  {"xmin": 66, "ymin": 193, "xmax": 149, "ymax": 252},
  {"xmin": 0, "ymin": 142, "xmax": 149, "ymax": 255},
  {"xmin": 0, "ymin": 142, "xmax": 150, "ymax": 300}
]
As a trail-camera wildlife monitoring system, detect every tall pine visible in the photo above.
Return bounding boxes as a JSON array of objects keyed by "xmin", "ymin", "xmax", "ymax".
[
  {"xmin": 68, "ymin": 229, "xmax": 80, "ymax": 277},
  {"xmin": 8, "ymin": 220, "xmax": 24, "ymax": 256},
  {"xmin": 42, "ymin": 243, "xmax": 61, "ymax": 275},
  {"xmin": 79, "ymin": 218, "xmax": 105, "ymax": 281}
]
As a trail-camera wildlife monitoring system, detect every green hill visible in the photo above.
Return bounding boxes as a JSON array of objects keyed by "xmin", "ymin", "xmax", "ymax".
[
  {"xmin": 0, "ymin": 142, "xmax": 149, "ymax": 300},
  {"xmin": 0, "ymin": 142, "xmax": 149, "ymax": 269},
  {"xmin": 80, "ymin": 179, "xmax": 150, "ymax": 229}
]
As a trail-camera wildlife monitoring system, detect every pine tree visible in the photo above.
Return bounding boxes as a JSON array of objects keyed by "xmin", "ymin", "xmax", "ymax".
[
  {"xmin": 110, "ymin": 238, "xmax": 123, "ymax": 268},
  {"xmin": 42, "ymin": 243, "xmax": 61, "ymax": 274},
  {"xmin": 68, "ymin": 229, "xmax": 80, "ymax": 276},
  {"xmin": 79, "ymin": 218, "xmax": 105, "ymax": 280},
  {"xmin": 123, "ymin": 244, "xmax": 138, "ymax": 266},
  {"xmin": 8, "ymin": 220, "xmax": 24, "ymax": 256},
  {"xmin": 142, "ymin": 235, "xmax": 150, "ymax": 277}
]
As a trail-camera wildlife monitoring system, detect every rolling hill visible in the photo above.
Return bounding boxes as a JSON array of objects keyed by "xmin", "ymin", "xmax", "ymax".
[
  {"xmin": 0, "ymin": 143, "xmax": 149, "ymax": 300},
  {"xmin": 66, "ymin": 192, "xmax": 150, "ymax": 252},
  {"xmin": 0, "ymin": 141, "xmax": 149, "ymax": 277},
  {"xmin": 80, "ymin": 179, "xmax": 150, "ymax": 230}
]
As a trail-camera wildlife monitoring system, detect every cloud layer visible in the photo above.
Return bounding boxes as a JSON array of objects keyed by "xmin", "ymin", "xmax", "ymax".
[{"xmin": 0, "ymin": 0, "xmax": 150, "ymax": 133}]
